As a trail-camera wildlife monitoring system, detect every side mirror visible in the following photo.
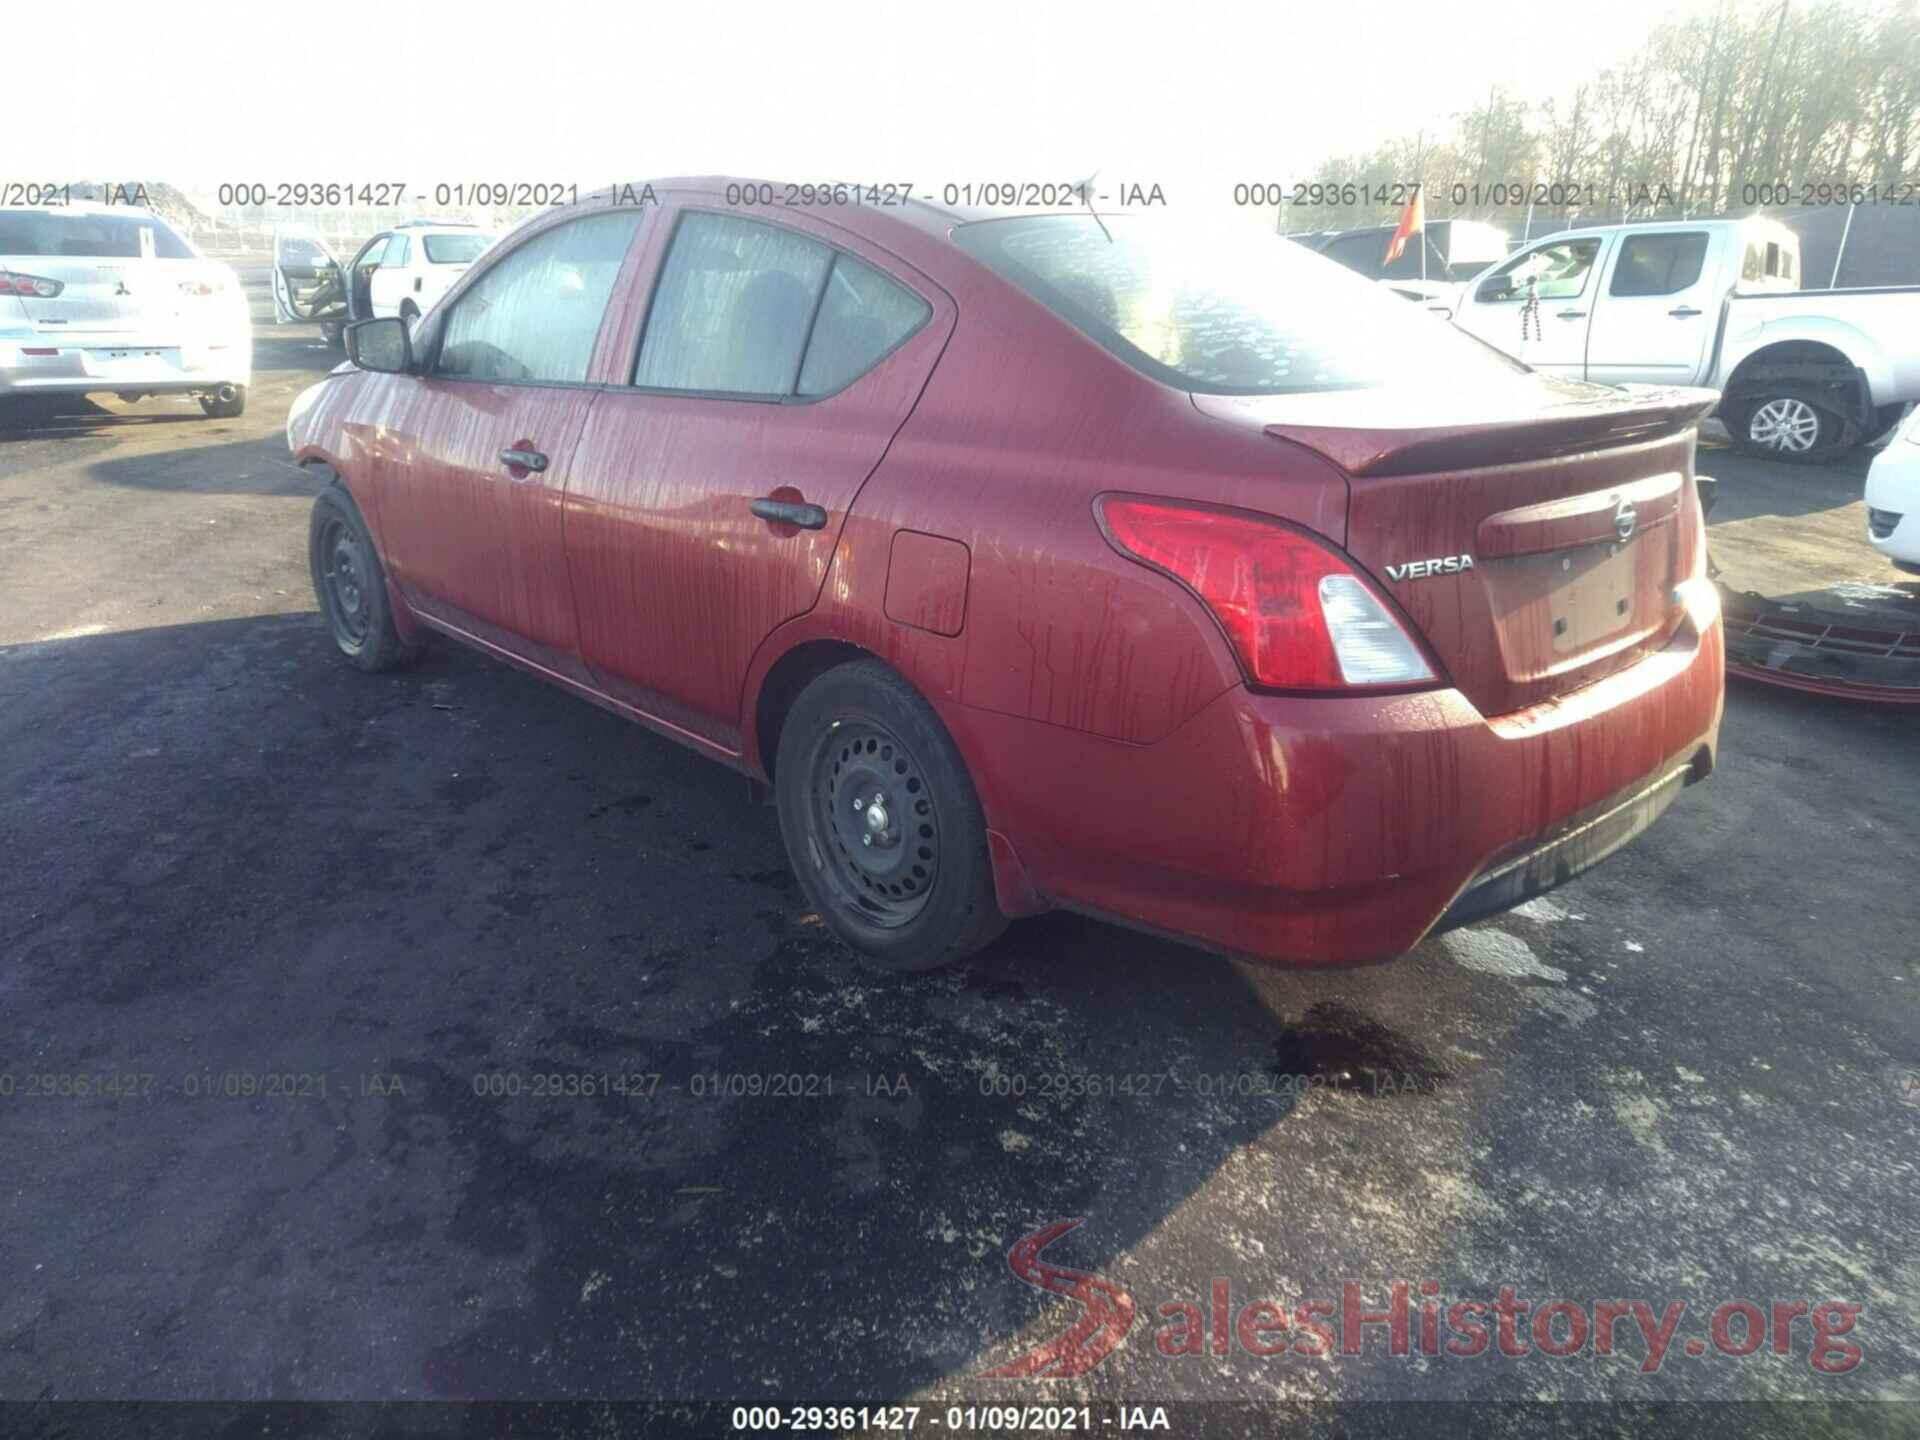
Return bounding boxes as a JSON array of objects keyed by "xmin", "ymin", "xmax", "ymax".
[
  {"xmin": 1476, "ymin": 275, "xmax": 1514, "ymax": 303},
  {"xmin": 345, "ymin": 316, "xmax": 412, "ymax": 374}
]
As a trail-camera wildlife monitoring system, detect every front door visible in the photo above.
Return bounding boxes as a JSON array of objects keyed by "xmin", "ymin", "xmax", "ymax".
[
  {"xmin": 370, "ymin": 207, "xmax": 649, "ymax": 676},
  {"xmin": 1452, "ymin": 233, "xmax": 1610, "ymax": 378},
  {"xmin": 564, "ymin": 206, "xmax": 954, "ymax": 751},
  {"xmin": 1584, "ymin": 228, "xmax": 1721, "ymax": 387}
]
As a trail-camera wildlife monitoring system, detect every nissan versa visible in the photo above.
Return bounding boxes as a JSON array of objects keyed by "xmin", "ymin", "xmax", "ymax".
[{"xmin": 283, "ymin": 178, "xmax": 1725, "ymax": 972}]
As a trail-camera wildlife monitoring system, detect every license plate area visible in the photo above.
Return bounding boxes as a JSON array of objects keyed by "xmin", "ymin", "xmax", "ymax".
[{"xmin": 1485, "ymin": 524, "xmax": 1677, "ymax": 681}]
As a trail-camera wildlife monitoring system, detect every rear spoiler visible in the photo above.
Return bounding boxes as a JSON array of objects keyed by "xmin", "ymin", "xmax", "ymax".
[{"xmin": 1265, "ymin": 390, "xmax": 1719, "ymax": 477}]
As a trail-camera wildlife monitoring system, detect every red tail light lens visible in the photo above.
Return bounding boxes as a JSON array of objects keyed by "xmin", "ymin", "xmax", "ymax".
[
  {"xmin": 1099, "ymin": 497, "xmax": 1438, "ymax": 692},
  {"xmin": 0, "ymin": 270, "xmax": 63, "ymax": 298}
]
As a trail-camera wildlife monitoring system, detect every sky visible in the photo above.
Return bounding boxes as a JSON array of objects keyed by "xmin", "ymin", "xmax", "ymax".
[{"xmin": 25, "ymin": 0, "xmax": 1782, "ymax": 214}]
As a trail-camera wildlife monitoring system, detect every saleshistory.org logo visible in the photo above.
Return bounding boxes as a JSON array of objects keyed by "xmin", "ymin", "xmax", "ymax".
[{"xmin": 982, "ymin": 1221, "xmax": 1864, "ymax": 1377}]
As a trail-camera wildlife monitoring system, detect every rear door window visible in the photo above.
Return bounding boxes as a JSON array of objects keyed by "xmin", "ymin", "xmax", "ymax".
[
  {"xmin": 1609, "ymin": 233, "xmax": 1709, "ymax": 297},
  {"xmin": 633, "ymin": 212, "xmax": 930, "ymax": 399},
  {"xmin": 424, "ymin": 232, "xmax": 491, "ymax": 264},
  {"xmin": 432, "ymin": 209, "xmax": 644, "ymax": 385},
  {"xmin": 634, "ymin": 213, "xmax": 833, "ymax": 395}
]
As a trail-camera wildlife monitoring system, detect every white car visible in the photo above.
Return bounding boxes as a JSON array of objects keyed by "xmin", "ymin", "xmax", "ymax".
[
  {"xmin": 1865, "ymin": 405, "xmax": 1920, "ymax": 573},
  {"xmin": 271, "ymin": 222, "xmax": 496, "ymax": 343},
  {"xmin": 0, "ymin": 203, "xmax": 251, "ymax": 419},
  {"xmin": 1452, "ymin": 217, "xmax": 1920, "ymax": 463}
]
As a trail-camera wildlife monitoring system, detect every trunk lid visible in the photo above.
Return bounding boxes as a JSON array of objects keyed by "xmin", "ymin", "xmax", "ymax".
[{"xmin": 1196, "ymin": 378, "xmax": 1718, "ymax": 716}]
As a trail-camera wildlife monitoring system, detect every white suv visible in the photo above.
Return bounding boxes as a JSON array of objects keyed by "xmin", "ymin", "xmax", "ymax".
[
  {"xmin": 0, "ymin": 204, "xmax": 251, "ymax": 419},
  {"xmin": 271, "ymin": 222, "xmax": 496, "ymax": 343}
]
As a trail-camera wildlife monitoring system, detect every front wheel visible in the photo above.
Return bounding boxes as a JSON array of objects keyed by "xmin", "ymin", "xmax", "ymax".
[
  {"xmin": 1731, "ymin": 393, "xmax": 1852, "ymax": 463},
  {"xmin": 308, "ymin": 486, "xmax": 419, "ymax": 672},
  {"xmin": 774, "ymin": 660, "xmax": 1007, "ymax": 972}
]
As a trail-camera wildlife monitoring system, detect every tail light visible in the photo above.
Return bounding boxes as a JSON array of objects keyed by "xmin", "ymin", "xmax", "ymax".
[
  {"xmin": 1098, "ymin": 497, "xmax": 1439, "ymax": 691},
  {"xmin": 0, "ymin": 270, "xmax": 63, "ymax": 298}
]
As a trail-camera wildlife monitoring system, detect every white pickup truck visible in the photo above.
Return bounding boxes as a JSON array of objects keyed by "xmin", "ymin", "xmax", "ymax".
[{"xmin": 1451, "ymin": 217, "xmax": 1920, "ymax": 462}]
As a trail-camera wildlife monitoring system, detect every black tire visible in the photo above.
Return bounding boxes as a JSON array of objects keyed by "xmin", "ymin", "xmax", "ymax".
[
  {"xmin": 308, "ymin": 484, "xmax": 419, "ymax": 672},
  {"xmin": 1729, "ymin": 392, "xmax": 1853, "ymax": 464},
  {"xmin": 198, "ymin": 385, "xmax": 246, "ymax": 419},
  {"xmin": 774, "ymin": 659, "xmax": 1007, "ymax": 972},
  {"xmin": 322, "ymin": 322, "xmax": 345, "ymax": 350}
]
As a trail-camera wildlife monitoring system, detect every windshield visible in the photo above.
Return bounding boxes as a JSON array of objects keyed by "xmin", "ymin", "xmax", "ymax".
[
  {"xmin": 423, "ymin": 232, "xmax": 492, "ymax": 264},
  {"xmin": 0, "ymin": 209, "xmax": 196, "ymax": 260},
  {"xmin": 952, "ymin": 215, "xmax": 1525, "ymax": 395}
]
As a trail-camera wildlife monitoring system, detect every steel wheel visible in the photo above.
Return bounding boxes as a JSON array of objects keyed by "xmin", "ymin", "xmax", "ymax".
[
  {"xmin": 318, "ymin": 515, "xmax": 373, "ymax": 652},
  {"xmin": 808, "ymin": 718, "xmax": 939, "ymax": 929},
  {"xmin": 1747, "ymin": 397, "xmax": 1823, "ymax": 454}
]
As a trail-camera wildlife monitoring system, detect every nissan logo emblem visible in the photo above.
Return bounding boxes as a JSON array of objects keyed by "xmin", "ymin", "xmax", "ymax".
[{"xmin": 1613, "ymin": 498, "xmax": 1638, "ymax": 543}]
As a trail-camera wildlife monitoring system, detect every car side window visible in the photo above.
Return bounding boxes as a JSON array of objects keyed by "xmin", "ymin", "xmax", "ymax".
[
  {"xmin": 383, "ymin": 234, "xmax": 411, "ymax": 267},
  {"xmin": 433, "ymin": 210, "xmax": 645, "ymax": 385},
  {"xmin": 1610, "ymin": 233, "xmax": 1708, "ymax": 297},
  {"xmin": 633, "ymin": 213, "xmax": 930, "ymax": 398},
  {"xmin": 1476, "ymin": 238, "xmax": 1601, "ymax": 302},
  {"xmin": 797, "ymin": 253, "xmax": 931, "ymax": 396},
  {"xmin": 634, "ymin": 213, "xmax": 834, "ymax": 395}
]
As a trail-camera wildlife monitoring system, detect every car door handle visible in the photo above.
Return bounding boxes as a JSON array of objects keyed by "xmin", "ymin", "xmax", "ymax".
[
  {"xmin": 1556, "ymin": 309, "xmax": 1586, "ymax": 320},
  {"xmin": 1668, "ymin": 305, "xmax": 1702, "ymax": 318},
  {"xmin": 499, "ymin": 448, "xmax": 547, "ymax": 473},
  {"xmin": 750, "ymin": 497, "xmax": 828, "ymax": 530}
]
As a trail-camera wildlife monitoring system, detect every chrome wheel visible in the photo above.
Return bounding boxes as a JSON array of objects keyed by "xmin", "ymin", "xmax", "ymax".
[
  {"xmin": 1747, "ymin": 397, "xmax": 1823, "ymax": 454},
  {"xmin": 808, "ymin": 719, "xmax": 939, "ymax": 928}
]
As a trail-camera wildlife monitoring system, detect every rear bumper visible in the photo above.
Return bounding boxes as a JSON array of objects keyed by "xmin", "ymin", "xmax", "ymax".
[
  {"xmin": 0, "ymin": 338, "xmax": 251, "ymax": 397},
  {"xmin": 952, "ymin": 600, "xmax": 1724, "ymax": 966}
]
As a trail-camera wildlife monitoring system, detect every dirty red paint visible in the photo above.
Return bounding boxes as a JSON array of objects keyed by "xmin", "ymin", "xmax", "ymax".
[{"xmin": 290, "ymin": 177, "xmax": 1726, "ymax": 967}]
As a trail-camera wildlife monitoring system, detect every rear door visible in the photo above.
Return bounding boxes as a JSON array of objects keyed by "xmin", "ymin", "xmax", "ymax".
[
  {"xmin": 563, "ymin": 205, "xmax": 954, "ymax": 750},
  {"xmin": 1451, "ymin": 233, "xmax": 1610, "ymax": 377},
  {"xmin": 1584, "ymin": 228, "xmax": 1721, "ymax": 386},
  {"xmin": 370, "ymin": 206, "xmax": 650, "ymax": 677}
]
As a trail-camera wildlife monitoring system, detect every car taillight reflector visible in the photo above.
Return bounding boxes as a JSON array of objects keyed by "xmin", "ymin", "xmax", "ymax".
[
  {"xmin": 0, "ymin": 270, "xmax": 63, "ymax": 298},
  {"xmin": 1098, "ymin": 497, "xmax": 1436, "ymax": 692}
]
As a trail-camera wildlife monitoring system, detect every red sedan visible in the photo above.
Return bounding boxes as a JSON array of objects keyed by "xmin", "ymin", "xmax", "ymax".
[{"xmin": 285, "ymin": 179, "xmax": 1724, "ymax": 971}]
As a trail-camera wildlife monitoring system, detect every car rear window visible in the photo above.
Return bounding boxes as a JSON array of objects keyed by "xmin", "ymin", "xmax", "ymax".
[
  {"xmin": 424, "ymin": 233, "xmax": 491, "ymax": 264},
  {"xmin": 952, "ymin": 215, "xmax": 1523, "ymax": 396},
  {"xmin": 0, "ymin": 209, "xmax": 195, "ymax": 260}
]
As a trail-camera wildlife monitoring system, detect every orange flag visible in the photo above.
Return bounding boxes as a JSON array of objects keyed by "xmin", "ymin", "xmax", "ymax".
[{"xmin": 1383, "ymin": 188, "xmax": 1425, "ymax": 265}]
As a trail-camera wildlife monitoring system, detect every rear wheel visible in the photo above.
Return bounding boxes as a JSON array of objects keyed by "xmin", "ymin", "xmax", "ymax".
[
  {"xmin": 308, "ymin": 485, "xmax": 419, "ymax": 672},
  {"xmin": 1731, "ymin": 393, "xmax": 1851, "ymax": 463},
  {"xmin": 774, "ymin": 660, "xmax": 1006, "ymax": 972}
]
